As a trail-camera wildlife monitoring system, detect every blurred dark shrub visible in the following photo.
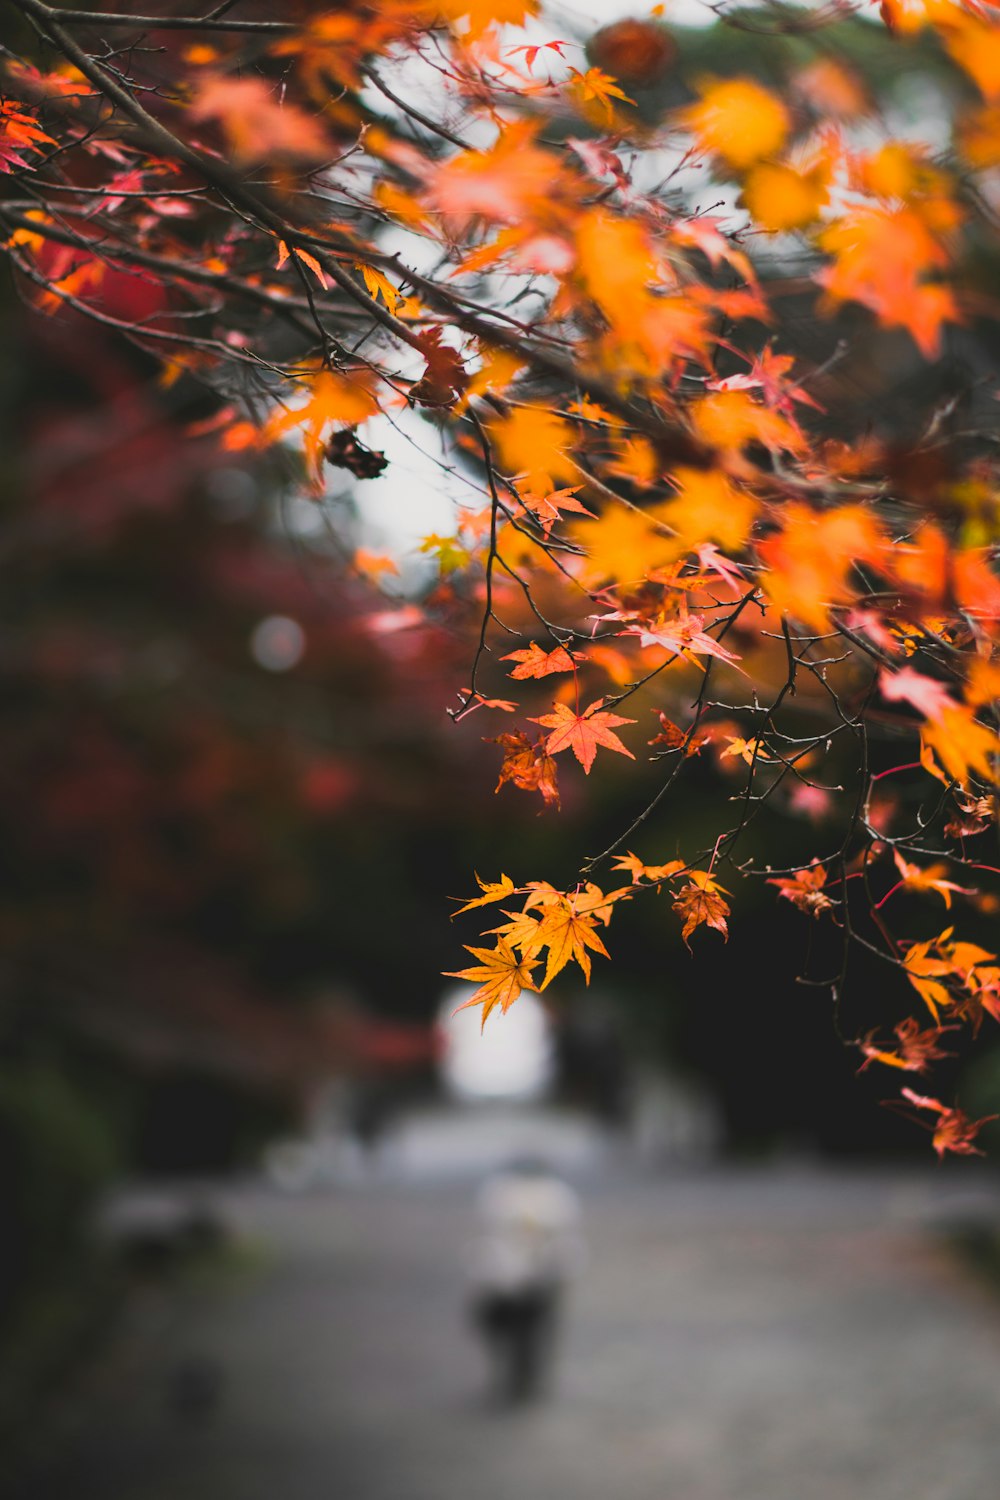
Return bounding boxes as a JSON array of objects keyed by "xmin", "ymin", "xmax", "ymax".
[{"xmin": 0, "ymin": 1062, "xmax": 118, "ymax": 1328}]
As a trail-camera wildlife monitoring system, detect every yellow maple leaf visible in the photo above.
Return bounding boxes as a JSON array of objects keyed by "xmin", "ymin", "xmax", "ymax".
[
  {"xmin": 445, "ymin": 939, "xmax": 539, "ymax": 1028},
  {"xmin": 452, "ymin": 872, "xmax": 518, "ymax": 916},
  {"xmin": 922, "ymin": 706, "xmax": 1000, "ymax": 786},
  {"xmin": 741, "ymin": 160, "xmax": 829, "ymax": 232},
  {"xmin": 357, "ymin": 262, "xmax": 405, "ymax": 314},
  {"xmin": 684, "ymin": 78, "xmax": 789, "ymax": 170}
]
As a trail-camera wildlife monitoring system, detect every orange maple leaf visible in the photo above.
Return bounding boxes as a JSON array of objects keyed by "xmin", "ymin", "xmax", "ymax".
[
  {"xmin": 531, "ymin": 700, "xmax": 636, "ymax": 773},
  {"xmin": 612, "ymin": 852, "xmax": 686, "ymax": 884},
  {"xmin": 757, "ymin": 503, "xmax": 885, "ymax": 630},
  {"xmin": 489, "ymin": 405, "xmax": 576, "ymax": 495},
  {"xmin": 741, "ymin": 159, "xmax": 830, "ymax": 232},
  {"xmin": 502, "ymin": 642, "xmax": 583, "ymax": 679},
  {"xmin": 898, "ymin": 1088, "xmax": 997, "ymax": 1158},
  {"xmin": 568, "ymin": 66, "xmax": 635, "ymax": 122},
  {"xmin": 445, "ymin": 938, "xmax": 539, "ymax": 1029},
  {"xmin": 517, "ymin": 486, "xmax": 593, "ymax": 534},
  {"xmin": 672, "ymin": 870, "xmax": 730, "ymax": 947},
  {"xmin": 901, "ymin": 935, "xmax": 954, "ymax": 1022},
  {"xmin": 420, "ymin": 0, "xmax": 540, "ymax": 42},
  {"xmin": 857, "ymin": 1018, "xmax": 954, "ymax": 1075},
  {"xmin": 525, "ymin": 896, "xmax": 611, "ymax": 987},
  {"xmin": 817, "ymin": 207, "xmax": 959, "ymax": 358},
  {"xmin": 262, "ymin": 370, "xmax": 379, "ymax": 488},
  {"xmin": 0, "ymin": 100, "xmax": 56, "ymax": 173},
  {"xmin": 488, "ymin": 731, "xmax": 560, "ymax": 808},
  {"xmin": 276, "ymin": 240, "xmax": 329, "ymax": 289},
  {"xmin": 891, "ymin": 851, "xmax": 973, "ymax": 908},
  {"xmin": 768, "ymin": 864, "xmax": 833, "ymax": 917}
]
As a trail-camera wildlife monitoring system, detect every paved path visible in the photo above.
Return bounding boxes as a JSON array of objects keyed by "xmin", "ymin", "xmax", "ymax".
[{"xmin": 16, "ymin": 1119, "xmax": 1000, "ymax": 1500}]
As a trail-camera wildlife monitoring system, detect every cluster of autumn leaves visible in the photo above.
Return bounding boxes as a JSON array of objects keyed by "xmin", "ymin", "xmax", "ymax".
[
  {"xmin": 4, "ymin": 0, "xmax": 1000, "ymax": 1153},
  {"xmin": 448, "ymin": 862, "xmax": 729, "ymax": 1023}
]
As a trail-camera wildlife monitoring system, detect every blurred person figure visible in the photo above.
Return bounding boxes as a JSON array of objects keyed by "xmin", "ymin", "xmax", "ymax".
[{"xmin": 468, "ymin": 1158, "xmax": 583, "ymax": 1403}]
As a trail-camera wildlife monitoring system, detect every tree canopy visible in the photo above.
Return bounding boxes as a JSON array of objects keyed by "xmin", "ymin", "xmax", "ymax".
[{"xmin": 5, "ymin": 0, "xmax": 1000, "ymax": 1155}]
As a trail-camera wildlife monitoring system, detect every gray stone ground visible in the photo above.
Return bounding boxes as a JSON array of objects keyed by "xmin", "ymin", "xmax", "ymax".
[{"xmin": 14, "ymin": 1111, "xmax": 1000, "ymax": 1500}]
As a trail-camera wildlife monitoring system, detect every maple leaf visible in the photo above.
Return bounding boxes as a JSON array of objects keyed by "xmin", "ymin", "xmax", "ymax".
[
  {"xmin": 571, "ymin": 505, "xmax": 680, "ymax": 588},
  {"xmin": 530, "ymin": 896, "xmax": 611, "ymax": 987},
  {"xmin": 945, "ymin": 789, "xmax": 996, "ymax": 839},
  {"xmin": 648, "ymin": 712, "xmax": 712, "ymax": 756},
  {"xmin": 921, "ymin": 707, "xmax": 1000, "ymax": 787},
  {"xmin": 817, "ymin": 208, "xmax": 959, "ymax": 358},
  {"xmin": 517, "ymin": 486, "xmax": 593, "ymax": 534},
  {"xmin": 487, "ymin": 907, "xmax": 546, "ymax": 957},
  {"xmin": 262, "ymin": 371, "xmax": 379, "ymax": 489},
  {"xmin": 568, "ymin": 66, "xmax": 635, "ymax": 122},
  {"xmin": 722, "ymin": 735, "xmax": 774, "ymax": 767},
  {"xmin": 768, "ymin": 864, "xmax": 833, "ymax": 917},
  {"xmin": 409, "ymin": 328, "xmax": 468, "ymax": 409},
  {"xmin": 357, "ymin": 262, "xmax": 405, "ymax": 314},
  {"xmin": 489, "ymin": 731, "xmax": 560, "ymax": 808},
  {"xmin": 656, "ymin": 468, "xmax": 757, "ymax": 555},
  {"xmin": 276, "ymin": 240, "xmax": 328, "ymax": 289},
  {"xmin": 612, "ymin": 852, "xmax": 685, "ymax": 884},
  {"xmin": 489, "ymin": 405, "xmax": 576, "ymax": 495},
  {"xmin": 741, "ymin": 159, "xmax": 830, "ymax": 233},
  {"xmin": 757, "ymin": 504, "xmax": 886, "ymax": 630},
  {"xmin": 690, "ymin": 390, "xmax": 805, "ymax": 460},
  {"xmin": 452, "ymin": 872, "xmax": 518, "ymax": 916},
  {"xmin": 422, "ymin": 0, "xmax": 540, "ymax": 42},
  {"xmin": 902, "ymin": 935, "xmax": 956, "ymax": 1022},
  {"xmin": 575, "ymin": 209, "xmax": 656, "ymax": 332},
  {"xmin": 530, "ymin": 700, "xmax": 636, "ymax": 774},
  {"xmin": 623, "ymin": 612, "xmax": 742, "ymax": 667},
  {"xmin": 879, "ymin": 666, "xmax": 954, "ymax": 722},
  {"xmin": 891, "ymin": 851, "xmax": 973, "ymax": 908},
  {"xmin": 0, "ymin": 100, "xmax": 56, "ymax": 173},
  {"xmin": 684, "ymin": 77, "xmax": 789, "ymax": 169},
  {"xmin": 501, "ymin": 642, "xmax": 583, "ymax": 679},
  {"xmin": 418, "ymin": 532, "xmax": 469, "ymax": 576},
  {"xmin": 189, "ymin": 74, "xmax": 329, "ymax": 162},
  {"xmin": 857, "ymin": 1018, "xmax": 955, "ymax": 1075},
  {"xmin": 898, "ymin": 1088, "xmax": 997, "ymax": 1158},
  {"xmin": 672, "ymin": 870, "xmax": 730, "ymax": 947},
  {"xmin": 429, "ymin": 121, "xmax": 564, "ymax": 227},
  {"xmin": 445, "ymin": 938, "xmax": 539, "ymax": 1029}
]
